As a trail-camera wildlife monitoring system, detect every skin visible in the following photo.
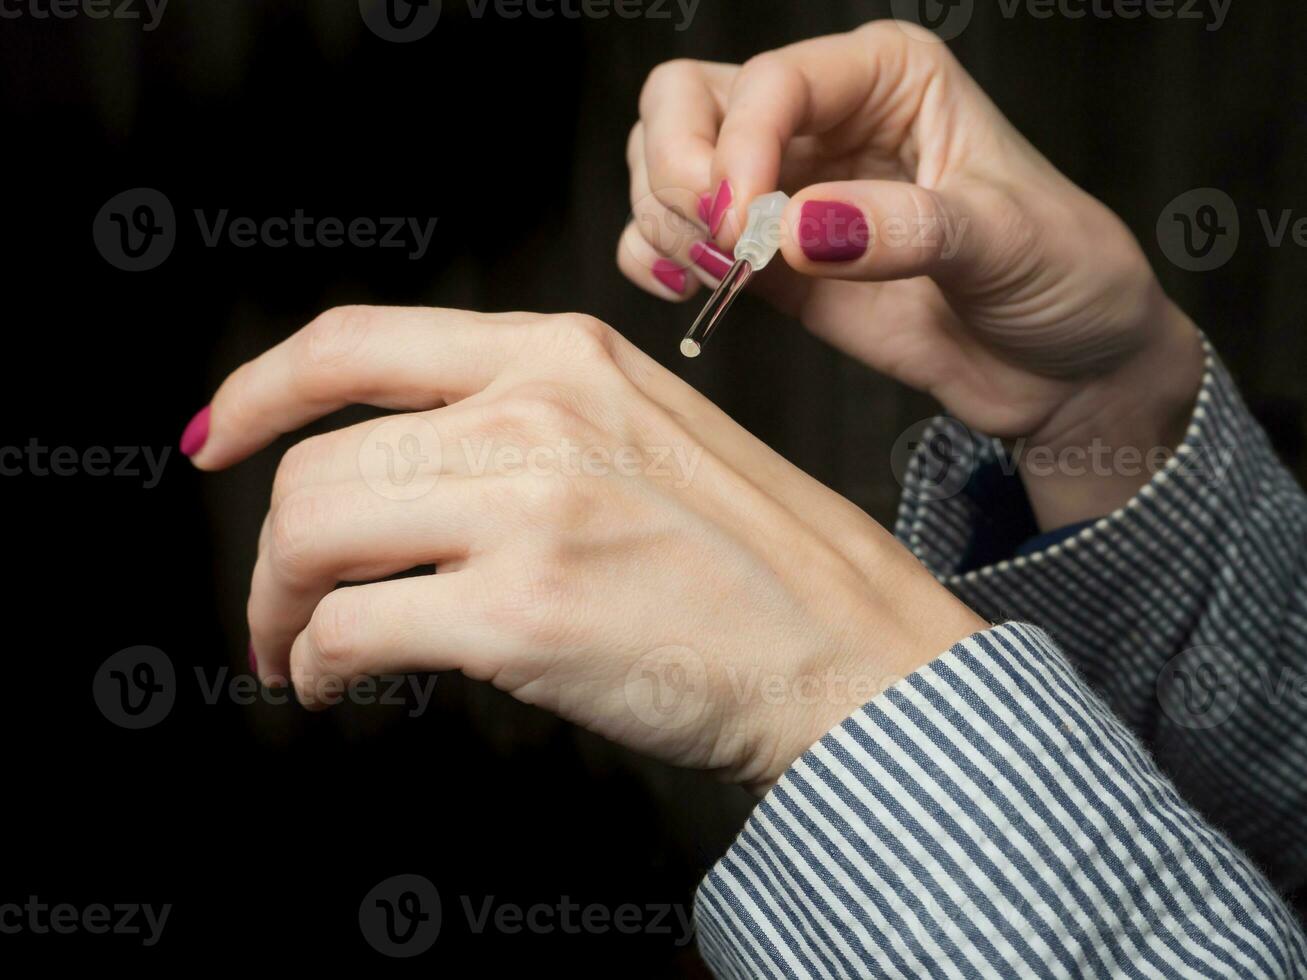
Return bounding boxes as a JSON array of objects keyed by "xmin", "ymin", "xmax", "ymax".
[
  {"xmin": 194, "ymin": 20, "xmax": 1207, "ymax": 795},
  {"xmin": 192, "ymin": 307, "xmax": 987, "ymax": 794},
  {"xmin": 619, "ymin": 20, "xmax": 1205, "ymax": 529}
]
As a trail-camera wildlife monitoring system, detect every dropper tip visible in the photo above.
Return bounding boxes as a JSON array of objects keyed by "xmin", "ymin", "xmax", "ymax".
[{"xmin": 680, "ymin": 338, "xmax": 702, "ymax": 359}]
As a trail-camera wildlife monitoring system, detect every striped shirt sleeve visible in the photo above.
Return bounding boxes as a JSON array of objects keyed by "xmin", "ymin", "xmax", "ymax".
[
  {"xmin": 694, "ymin": 623, "xmax": 1307, "ymax": 978},
  {"xmin": 895, "ymin": 342, "xmax": 1307, "ymax": 889}
]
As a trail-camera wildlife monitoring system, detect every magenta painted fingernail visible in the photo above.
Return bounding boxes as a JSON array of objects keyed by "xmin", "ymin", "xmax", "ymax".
[
  {"xmin": 800, "ymin": 201, "xmax": 870, "ymax": 262},
  {"xmin": 180, "ymin": 405, "xmax": 211, "ymax": 457},
  {"xmin": 247, "ymin": 642, "xmax": 258, "ymax": 675},
  {"xmin": 697, "ymin": 192, "xmax": 713, "ymax": 226},
  {"xmin": 652, "ymin": 258, "xmax": 688, "ymax": 295},
  {"xmin": 707, "ymin": 180, "xmax": 732, "ymax": 237},
  {"xmin": 690, "ymin": 241, "xmax": 733, "ymax": 280}
]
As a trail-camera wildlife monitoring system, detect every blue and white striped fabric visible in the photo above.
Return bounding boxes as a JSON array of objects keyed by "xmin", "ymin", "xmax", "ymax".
[{"xmin": 695, "ymin": 346, "xmax": 1307, "ymax": 978}]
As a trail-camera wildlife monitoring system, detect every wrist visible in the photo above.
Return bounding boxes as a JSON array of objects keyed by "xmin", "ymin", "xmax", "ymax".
[
  {"xmin": 1018, "ymin": 295, "xmax": 1204, "ymax": 530},
  {"xmin": 746, "ymin": 555, "xmax": 988, "ymax": 797}
]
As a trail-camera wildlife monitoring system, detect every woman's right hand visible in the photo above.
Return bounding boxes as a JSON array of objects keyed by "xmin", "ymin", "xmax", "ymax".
[{"xmin": 619, "ymin": 21, "xmax": 1204, "ymax": 529}]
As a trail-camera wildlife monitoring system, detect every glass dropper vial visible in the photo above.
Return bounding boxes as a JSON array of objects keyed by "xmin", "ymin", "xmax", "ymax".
[{"xmin": 681, "ymin": 191, "xmax": 791, "ymax": 358}]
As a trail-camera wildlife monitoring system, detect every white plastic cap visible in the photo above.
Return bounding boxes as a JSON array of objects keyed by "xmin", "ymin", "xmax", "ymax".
[{"xmin": 733, "ymin": 191, "xmax": 791, "ymax": 270}]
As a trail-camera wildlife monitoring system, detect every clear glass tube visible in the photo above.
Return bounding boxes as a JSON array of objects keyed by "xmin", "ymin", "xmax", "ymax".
[{"xmin": 680, "ymin": 258, "xmax": 753, "ymax": 358}]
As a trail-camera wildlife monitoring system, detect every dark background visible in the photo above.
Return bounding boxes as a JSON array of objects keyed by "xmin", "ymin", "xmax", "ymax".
[{"xmin": 2, "ymin": 0, "xmax": 1304, "ymax": 973}]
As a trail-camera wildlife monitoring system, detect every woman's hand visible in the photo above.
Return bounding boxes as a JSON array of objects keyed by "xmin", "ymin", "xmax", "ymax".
[
  {"xmin": 188, "ymin": 306, "xmax": 986, "ymax": 792},
  {"xmin": 620, "ymin": 20, "xmax": 1204, "ymax": 529}
]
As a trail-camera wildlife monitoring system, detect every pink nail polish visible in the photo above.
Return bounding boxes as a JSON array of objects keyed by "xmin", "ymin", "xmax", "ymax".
[
  {"xmin": 697, "ymin": 192, "xmax": 713, "ymax": 226},
  {"xmin": 181, "ymin": 405, "xmax": 211, "ymax": 457},
  {"xmin": 799, "ymin": 201, "xmax": 870, "ymax": 262},
  {"xmin": 652, "ymin": 259, "xmax": 688, "ymax": 295},
  {"xmin": 247, "ymin": 641, "xmax": 258, "ymax": 675},
  {"xmin": 690, "ymin": 241, "xmax": 733, "ymax": 280},
  {"xmin": 708, "ymin": 180, "xmax": 733, "ymax": 237}
]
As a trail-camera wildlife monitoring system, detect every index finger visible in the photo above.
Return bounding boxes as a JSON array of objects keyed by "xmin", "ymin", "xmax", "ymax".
[
  {"xmin": 710, "ymin": 22, "xmax": 952, "ymax": 246},
  {"xmin": 638, "ymin": 59, "xmax": 733, "ymax": 223},
  {"xmin": 183, "ymin": 306, "xmax": 535, "ymax": 471}
]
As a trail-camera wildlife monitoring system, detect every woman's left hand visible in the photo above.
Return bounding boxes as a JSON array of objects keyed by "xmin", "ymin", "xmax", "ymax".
[{"xmin": 187, "ymin": 306, "xmax": 985, "ymax": 792}]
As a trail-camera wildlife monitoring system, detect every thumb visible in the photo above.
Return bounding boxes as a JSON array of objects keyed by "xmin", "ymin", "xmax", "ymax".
[{"xmin": 780, "ymin": 180, "xmax": 994, "ymax": 285}]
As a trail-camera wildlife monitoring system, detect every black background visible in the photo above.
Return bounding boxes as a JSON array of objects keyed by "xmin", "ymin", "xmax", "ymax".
[{"xmin": 2, "ymin": 0, "xmax": 1304, "ymax": 973}]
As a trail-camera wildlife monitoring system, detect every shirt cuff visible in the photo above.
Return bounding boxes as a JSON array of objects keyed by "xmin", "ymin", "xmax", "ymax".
[{"xmin": 694, "ymin": 622, "xmax": 1304, "ymax": 979}]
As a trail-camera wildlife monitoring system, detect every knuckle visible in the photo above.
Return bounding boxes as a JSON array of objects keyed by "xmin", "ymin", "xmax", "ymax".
[
  {"xmin": 904, "ymin": 185, "xmax": 948, "ymax": 261},
  {"xmin": 542, "ymin": 313, "xmax": 615, "ymax": 363},
  {"xmin": 304, "ymin": 305, "xmax": 372, "ymax": 366},
  {"xmin": 516, "ymin": 472, "xmax": 589, "ymax": 528},
  {"xmin": 271, "ymin": 437, "xmax": 322, "ymax": 508},
  {"xmin": 308, "ymin": 591, "xmax": 362, "ymax": 676},
  {"xmin": 639, "ymin": 59, "xmax": 696, "ymax": 113},
  {"xmin": 485, "ymin": 384, "xmax": 585, "ymax": 444},
  {"xmin": 738, "ymin": 51, "xmax": 793, "ymax": 87},
  {"xmin": 268, "ymin": 490, "xmax": 324, "ymax": 578},
  {"xmin": 488, "ymin": 564, "xmax": 574, "ymax": 649},
  {"xmin": 631, "ymin": 195, "xmax": 671, "ymax": 250},
  {"xmin": 862, "ymin": 19, "xmax": 953, "ymax": 68},
  {"xmin": 645, "ymin": 145, "xmax": 696, "ymax": 204},
  {"xmin": 862, "ymin": 19, "xmax": 911, "ymax": 42}
]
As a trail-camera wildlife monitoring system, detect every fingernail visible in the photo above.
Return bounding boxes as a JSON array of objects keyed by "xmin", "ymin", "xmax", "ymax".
[
  {"xmin": 697, "ymin": 192, "xmax": 713, "ymax": 226},
  {"xmin": 180, "ymin": 405, "xmax": 211, "ymax": 457},
  {"xmin": 652, "ymin": 259, "xmax": 688, "ymax": 295},
  {"xmin": 707, "ymin": 180, "xmax": 732, "ymax": 237},
  {"xmin": 690, "ymin": 241, "xmax": 733, "ymax": 280},
  {"xmin": 800, "ymin": 201, "xmax": 870, "ymax": 262},
  {"xmin": 247, "ymin": 641, "xmax": 258, "ymax": 675}
]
